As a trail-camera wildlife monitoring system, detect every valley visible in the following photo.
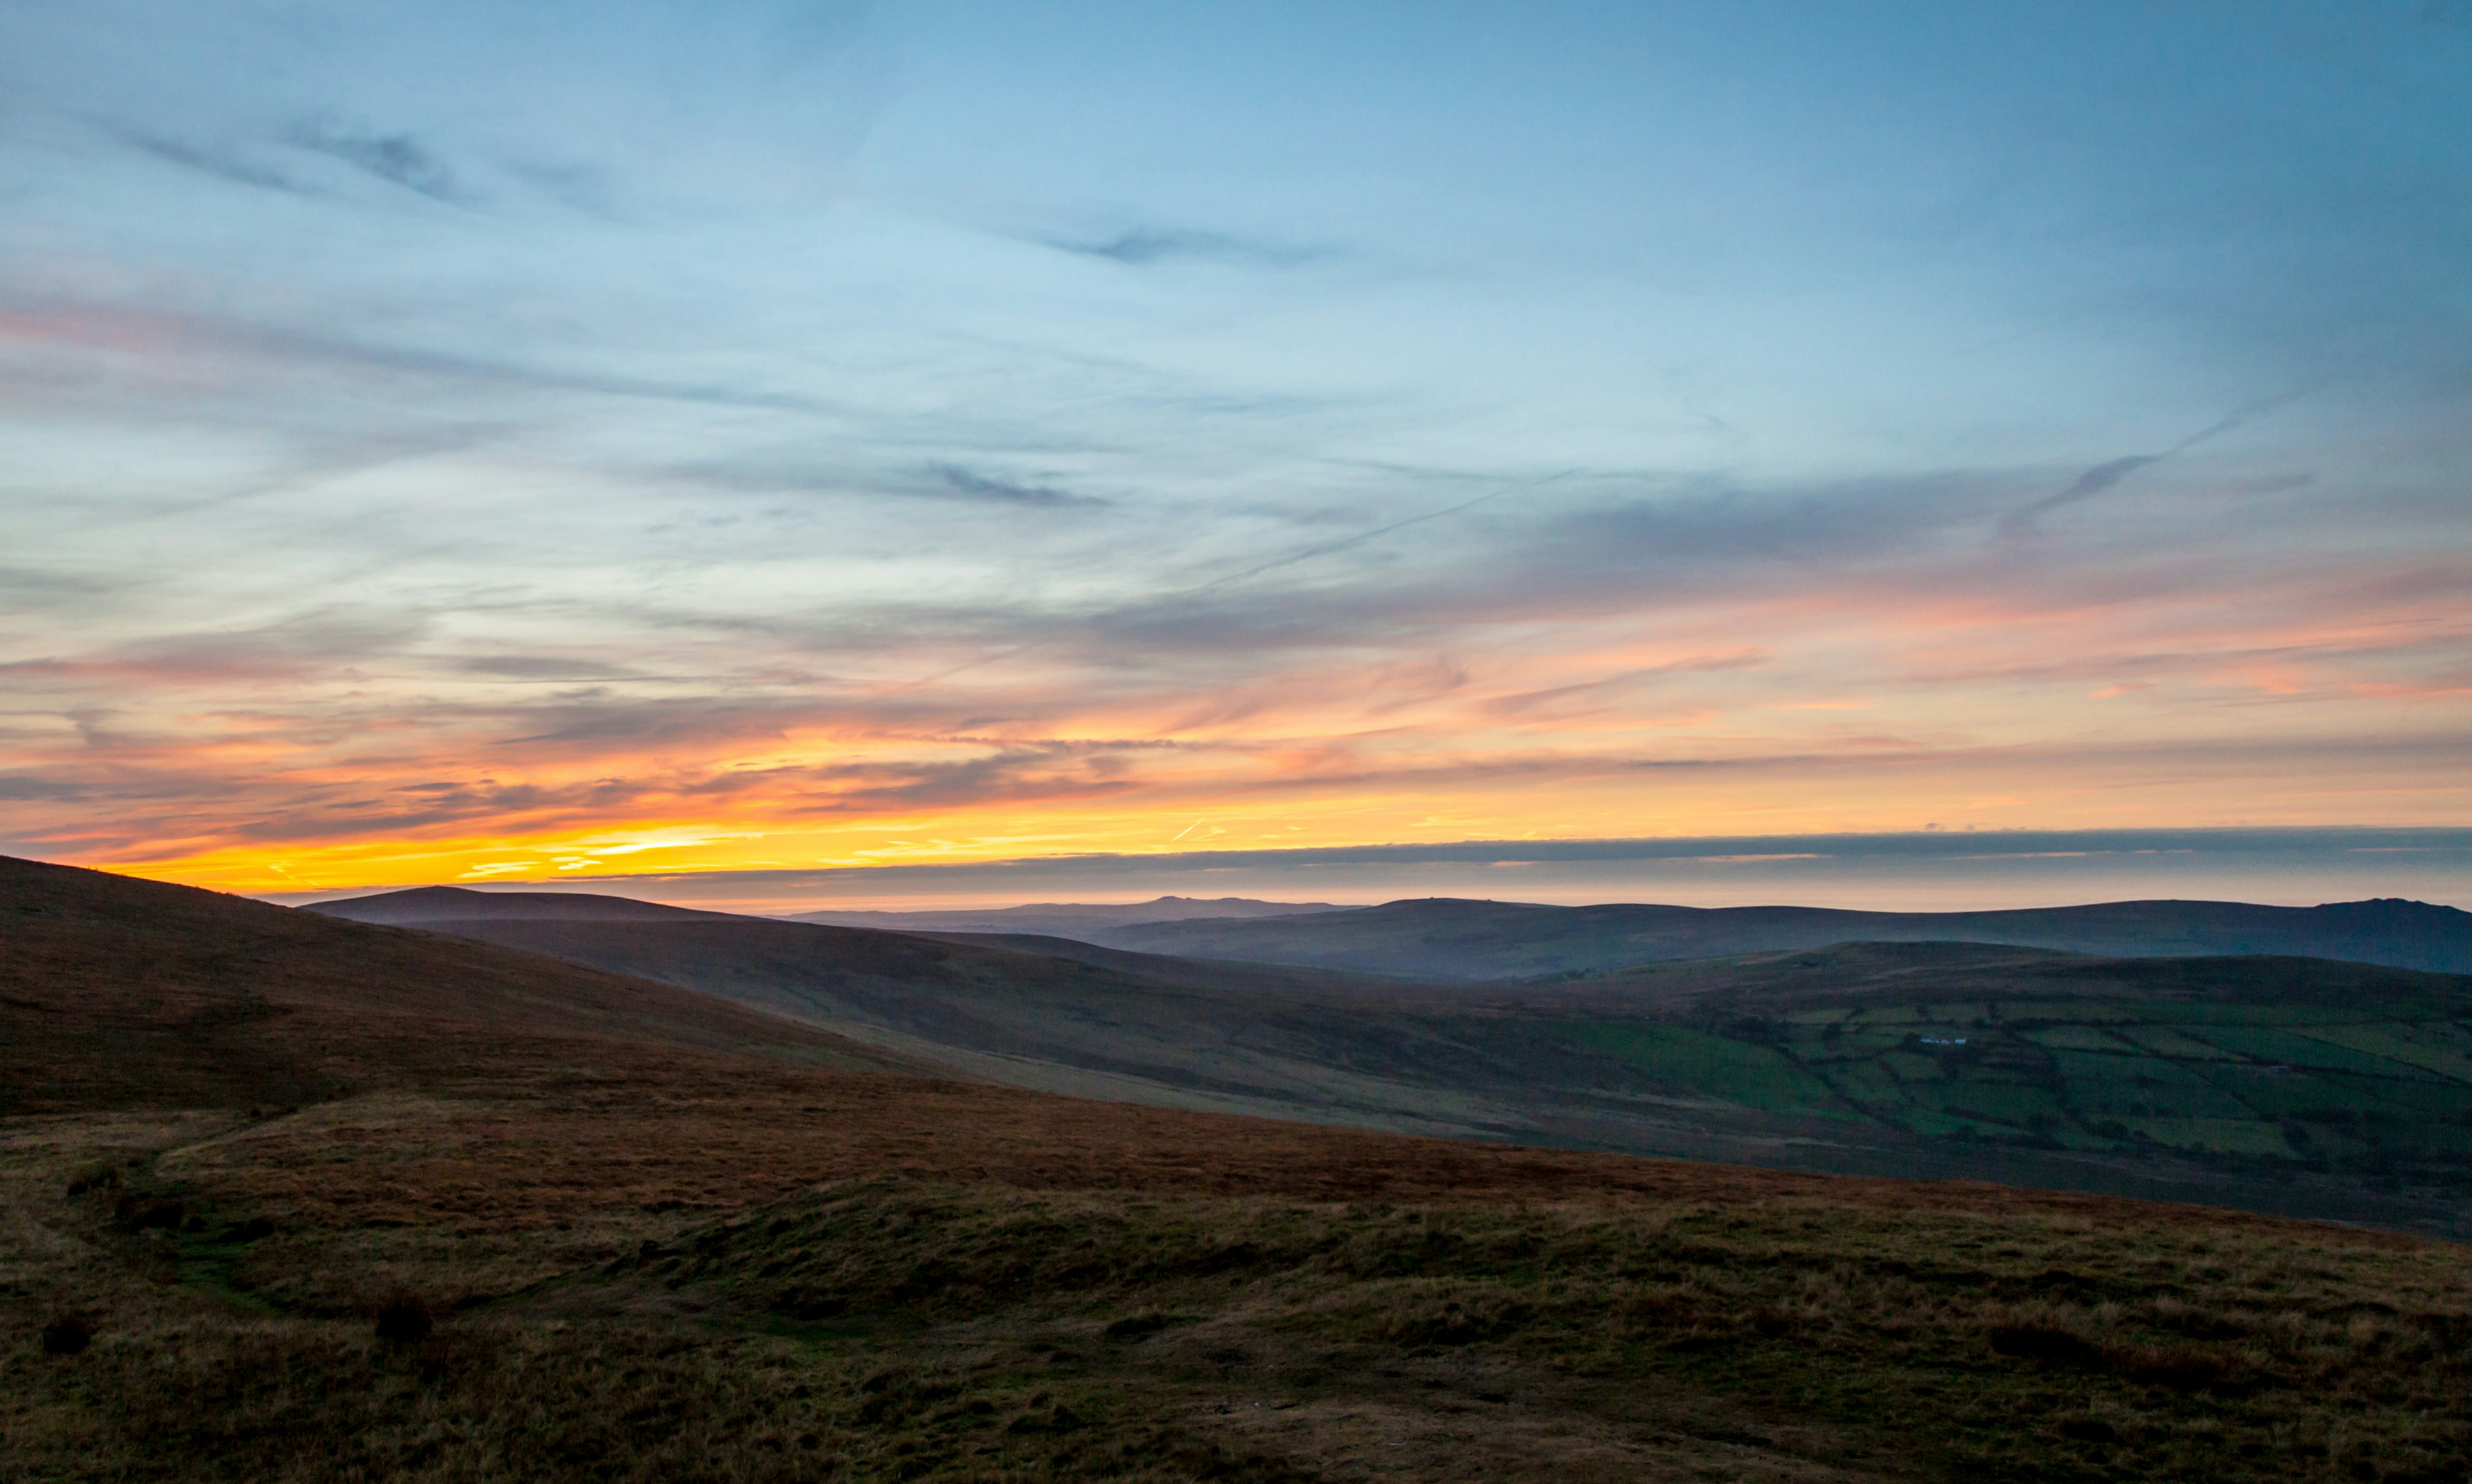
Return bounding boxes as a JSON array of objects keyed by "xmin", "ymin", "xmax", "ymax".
[{"xmin": 317, "ymin": 887, "xmax": 2472, "ymax": 1237}]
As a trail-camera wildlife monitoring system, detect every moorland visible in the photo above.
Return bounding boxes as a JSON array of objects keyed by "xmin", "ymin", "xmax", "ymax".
[
  {"xmin": 1089, "ymin": 896, "xmax": 2472, "ymax": 979},
  {"xmin": 9, "ymin": 856, "xmax": 2472, "ymax": 1482},
  {"xmin": 321, "ymin": 887, "xmax": 2472, "ymax": 1238}
]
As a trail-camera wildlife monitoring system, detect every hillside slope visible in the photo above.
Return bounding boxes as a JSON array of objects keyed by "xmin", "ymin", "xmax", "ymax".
[
  {"xmin": 1099, "ymin": 895, "xmax": 2472, "ymax": 978},
  {"xmin": 351, "ymin": 898, "xmax": 2472, "ymax": 1236},
  {"xmin": 0, "ymin": 857, "xmax": 914, "ymax": 1115},
  {"xmin": 329, "ymin": 912, "xmax": 1518, "ymax": 1139}
]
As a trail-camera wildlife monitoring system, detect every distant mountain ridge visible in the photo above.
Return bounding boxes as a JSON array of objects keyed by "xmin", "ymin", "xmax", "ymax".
[
  {"xmin": 1094, "ymin": 895, "xmax": 2472, "ymax": 979},
  {"xmin": 307, "ymin": 886, "xmax": 2472, "ymax": 978},
  {"xmin": 792, "ymin": 895, "xmax": 1343, "ymax": 936}
]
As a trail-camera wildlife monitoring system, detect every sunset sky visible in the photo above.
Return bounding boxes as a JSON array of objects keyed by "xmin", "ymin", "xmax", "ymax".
[{"xmin": 3, "ymin": 2, "xmax": 2467, "ymax": 909}]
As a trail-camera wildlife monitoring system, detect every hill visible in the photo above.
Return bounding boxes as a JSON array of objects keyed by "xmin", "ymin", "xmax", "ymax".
[
  {"xmin": 0, "ymin": 858, "xmax": 912, "ymax": 1116},
  {"xmin": 1097, "ymin": 894, "xmax": 2472, "ymax": 978},
  {"xmin": 308, "ymin": 884, "xmax": 736, "ymax": 925},
  {"xmin": 10, "ymin": 857, "xmax": 2472, "ymax": 1482},
  {"xmin": 789, "ymin": 894, "xmax": 1344, "ymax": 936},
  {"xmin": 341, "ymin": 893, "xmax": 2472, "ymax": 1236},
  {"xmin": 303, "ymin": 909, "xmax": 1497, "ymax": 1135}
]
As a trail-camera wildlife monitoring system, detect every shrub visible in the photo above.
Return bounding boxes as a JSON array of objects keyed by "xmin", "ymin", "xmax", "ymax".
[
  {"xmin": 42, "ymin": 1315, "xmax": 92, "ymax": 1356},
  {"xmin": 374, "ymin": 1294, "xmax": 433, "ymax": 1344}
]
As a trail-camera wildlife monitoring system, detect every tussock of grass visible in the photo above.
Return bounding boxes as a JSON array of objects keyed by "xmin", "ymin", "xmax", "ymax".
[{"xmin": 373, "ymin": 1292, "xmax": 433, "ymax": 1344}]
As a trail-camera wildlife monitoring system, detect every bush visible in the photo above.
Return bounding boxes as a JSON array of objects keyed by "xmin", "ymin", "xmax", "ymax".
[
  {"xmin": 42, "ymin": 1315, "xmax": 92, "ymax": 1356},
  {"xmin": 374, "ymin": 1294, "xmax": 433, "ymax": 1344}
]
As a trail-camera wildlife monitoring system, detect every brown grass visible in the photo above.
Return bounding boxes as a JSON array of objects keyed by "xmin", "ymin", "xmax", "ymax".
[{"xmin": 0, "ymin": 855, "xmax": 916, "ymax": 1118}]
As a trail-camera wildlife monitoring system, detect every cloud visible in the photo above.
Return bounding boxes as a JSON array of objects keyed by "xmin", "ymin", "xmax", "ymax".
[
  {"xmin": 0, "ymin": 608, "xmax": 429, "ymax": 687},
  {"xmin": 286, "ymin": 118, "xmax": 466, "ymax": 203},
  {"xmin": 109, "ymin": 126, "xmax": 311, "ymax": 194},
  {"xmin": 651, "ymin": 454, "xmax": 1112, "ymax": 510},
  {"xmin": 1043, "ymin": 227, "xmax": 1329, "ymax": 268},
  {"xmin": 0, "ymin": 301, "xmax": 844, "ymax": 418},
  {"xmin": 0, "ymin": 777, "xmax": 86, "ymax": 802},
  {"xmin": 0, "ymin": 566, "xmax": 117, "ymax": 603},
  {"xmin": 794, "ymin": 743, "xmax": 1162, "ymax": 812},
  {"xmin": 1999, "ymin": 454, "xmax": 2165, "ymax": 537},
  {"xmin": 928, "ymin": 463, "xmax": 1107, "ymax": 507},
  {"xmin": 1482, "ymin": 651, "xmax": 1768, "ymax": 717},
  {"xmin": 458, "ymin": 656, "xmax": 647, "ymax": 682},
  {"xmin": 1999, "ymin": 398, "xmax": 2300, "ymax": 537}
]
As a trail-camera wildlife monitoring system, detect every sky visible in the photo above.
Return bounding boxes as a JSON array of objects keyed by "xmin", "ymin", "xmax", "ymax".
[{"xmin": 2, "ymin": 1, "xmax": 2467, "ymax": 910}]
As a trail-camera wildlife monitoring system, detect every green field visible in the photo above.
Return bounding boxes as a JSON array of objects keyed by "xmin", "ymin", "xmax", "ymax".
[
  {"xmin": 1519, "ymin": 946, "xmax": 2472, "ymax": 1182},
  {"xmin": 1557, "ymin": 1024, "xmax": 1852, "ymax": 1117}
]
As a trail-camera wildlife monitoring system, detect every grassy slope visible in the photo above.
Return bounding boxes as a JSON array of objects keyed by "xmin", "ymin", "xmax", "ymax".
[
  {"xmin": 14, "ymin": 1115, "xmax": 2472, "ymax": 1483},
  {"xmin": 1098, "ymin": 897, "xmax": 2472, "ymax": 979},
  {"xmin": 10, "ymin": 859, "xmax": 2472, "ymax": 1482},
  {"xmin": 0, "ymin": 857, "xmax": 916, "ymax": 1117},
  {"xmin": 1505, "ymin": 944, "xmax": 2472, "ymax": 1183},
  {"xmin": 382, "ymin": 913, "xmax": 2472, "ymax": 1235},
  {"xmin": 354, "ymin": 914, "xmax": 1538, "ymax": 1139}
]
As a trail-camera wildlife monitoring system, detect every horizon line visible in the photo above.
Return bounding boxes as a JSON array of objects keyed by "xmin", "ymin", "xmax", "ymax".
[{"xmin": 236, "ymin": 824, "xmax": 2472, "ymax": 913}]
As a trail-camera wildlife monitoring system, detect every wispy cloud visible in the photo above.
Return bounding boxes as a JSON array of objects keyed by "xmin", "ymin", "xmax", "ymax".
[
  {"xmin": 927, "ymin": 463, "xmax": 1107, "ymax": 507},
  {"xmin": 288, "ymin": 119, "xmax": 466, "ymax": 203},
  {"xmin": 1042, "ymin": 227, "xmax": 1330, "ymax": 268},
  {"xmin": 0, "ymin": 301, "xmax": 844, "ymax": 418},
  {"xmin": 0, "ymin": 607, "xmax": 429, "ymax": 686},
  {"xmin": 1999, "ymin": 398, "xmax": 2301, "ymax": 537},
  {"xmin": 109, "ymin": 125, "xmax": 311, "ymax": 195}
]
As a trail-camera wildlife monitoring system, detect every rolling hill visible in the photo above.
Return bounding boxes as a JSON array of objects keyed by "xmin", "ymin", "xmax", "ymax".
[
  {"xmin": 0, "ymin": 858, "xmax": 913, "ymax": 1117},
  {"xmin": 1094, "ymin": 894, "xmax": 2472, "ymax": 978},
  {"xmin": 791, "ymin": 894, "xmax": 1344, "ymax": 936},
  {"xmin": 310, "ymin": 884, "xmax": 738, "ymax": 925},
  {"xmin": 312, "ymin": 884, "xmax": 2472, "ymax": 1236}
]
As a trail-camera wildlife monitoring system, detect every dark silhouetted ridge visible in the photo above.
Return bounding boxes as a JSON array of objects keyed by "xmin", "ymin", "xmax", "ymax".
[
  {"xmin": 0, "ymin": 857, "xmax": 914, "ymax": 1116},
  {"xmin": 309, "ymin": 884, "xmax": 735, "ymax": 925}
]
